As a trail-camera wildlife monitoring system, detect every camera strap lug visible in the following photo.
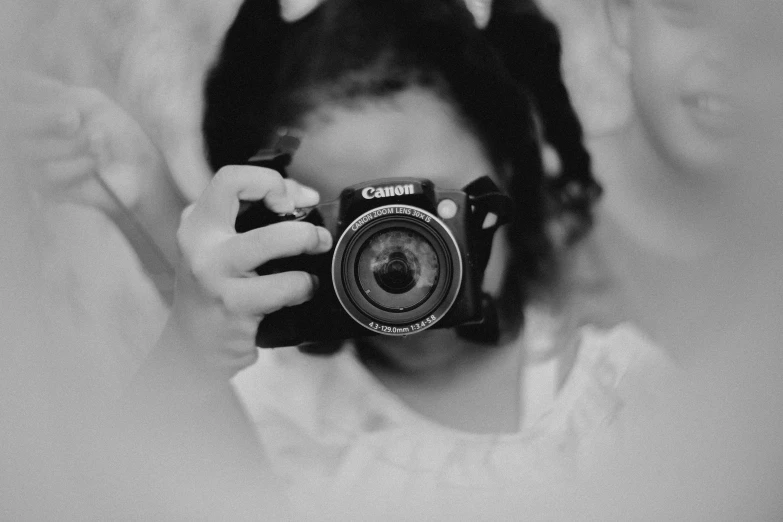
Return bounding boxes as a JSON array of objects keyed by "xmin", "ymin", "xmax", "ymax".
[{"xmin": 457, "ymin": 176, "xmax": 514, "ymax": 345}]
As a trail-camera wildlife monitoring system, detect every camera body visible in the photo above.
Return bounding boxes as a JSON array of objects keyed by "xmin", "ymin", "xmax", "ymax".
[{"xmin": 235, "ymin": 177, "xmax": 507, "ymax": 348}]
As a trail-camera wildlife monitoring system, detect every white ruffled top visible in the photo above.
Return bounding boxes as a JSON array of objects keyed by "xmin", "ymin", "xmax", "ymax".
[{"xmin": 233, "ymin": 323, "xmax": 677, "ymax": 517}]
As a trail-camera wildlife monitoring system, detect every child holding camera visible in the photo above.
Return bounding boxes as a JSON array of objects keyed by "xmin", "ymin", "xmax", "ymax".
[{"xmin": 129, "ymin": 0, "xmax": 678, "ymax": 517}]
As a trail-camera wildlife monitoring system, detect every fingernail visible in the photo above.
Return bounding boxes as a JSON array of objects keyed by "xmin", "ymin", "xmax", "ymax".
[
  {"xmin": 302, "ymin": 185, "xmax": 320, "ymax": 201},
  {"xmin": 317, "ymin": 227, "xmax": 332, "ymax": 248},
  {"xmin": 310, "ymin": 274, "xmax": 321, "ymax": 292},
  {"xmin": 278, "ymin": 200, "xmax": 296, "ymax": 214}
]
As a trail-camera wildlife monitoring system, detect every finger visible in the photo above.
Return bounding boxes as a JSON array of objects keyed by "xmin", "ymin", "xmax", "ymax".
[
  {"xmin": 35, "ymin": 156, "xmax": 97, "ymax": 193},
  {"xmin": 181, "ymin": 203, "xmax": 196, "ymax": 222},
  {"xmin": 47, "ymin": 178, "xmax": 110, "ymax": 208},
  {"xmin": 283, "ymin": 178, "xmax": 321, "ymax": 208},
  {"xmin": 222, "ymin": 220, "xmax": 332, "ymax": 274},
  {"xmin": 223, "ymin": 270, "xmax": 319, "ymax": 316},
  {"xmin": 194, "ymin": 165, "xmax": 292, "ymax": 230},
  {"xmin": 2, "ymin": 103, "xmax": 81, "ymax": 138},
  {"xmin": 14, "ymin": 137, "xmax": 87, "ymax": 162},
  {"xmin": 35, "ymin": 167, "xmax": 123, "ymax": 209}
]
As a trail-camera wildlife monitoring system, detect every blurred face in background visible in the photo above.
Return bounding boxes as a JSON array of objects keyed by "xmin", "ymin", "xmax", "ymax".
[{"xmin": 613, "ymin": 0, "xmax": 783, "ymax": 184}]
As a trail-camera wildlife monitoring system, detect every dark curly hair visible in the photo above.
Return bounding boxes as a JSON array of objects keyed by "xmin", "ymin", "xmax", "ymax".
[{"xmin": 203, "ymin": 0, "xmax": 600, "ymax": 340}]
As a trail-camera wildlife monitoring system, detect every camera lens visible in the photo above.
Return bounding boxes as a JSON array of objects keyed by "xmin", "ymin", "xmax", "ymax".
[
  {"xmin": 333, "ymin": 204, "xmax": 463, "ymax": 334},
  {"xmin": 356, "ymin": 228, "xmax": 439, "ymax": 311},
  {"xmin": 375, "ymin": 251, "xmax": 416, "ymax": 294}
]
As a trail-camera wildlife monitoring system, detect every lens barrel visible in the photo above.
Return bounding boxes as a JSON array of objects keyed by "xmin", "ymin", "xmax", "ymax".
[{"xmin": 332, "ymin": 204, "xmax": 462, "ymax": 336}]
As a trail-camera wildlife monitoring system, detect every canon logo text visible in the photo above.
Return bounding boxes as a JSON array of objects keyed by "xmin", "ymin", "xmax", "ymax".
[{"xmin": 361, "ymin": 184, "xmax": 415, "ymax": 199}]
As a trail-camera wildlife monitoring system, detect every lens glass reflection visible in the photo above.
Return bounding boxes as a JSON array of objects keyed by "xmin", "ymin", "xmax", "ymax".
[{"xmin": 356, "ymin": 228, "xmax": 440, "ymax": 311}]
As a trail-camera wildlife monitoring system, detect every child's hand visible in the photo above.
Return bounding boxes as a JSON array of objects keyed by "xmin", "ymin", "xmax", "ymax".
[
  {"xmin": 166, "ymin": 166, "xmax": 332, "ymax": 378},
  {"xmin": 3, "ymin": 71, "xmax": 166, "ymax": 216}
]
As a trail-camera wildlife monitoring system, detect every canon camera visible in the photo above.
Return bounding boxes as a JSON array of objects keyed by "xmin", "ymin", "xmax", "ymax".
[{"xmin": 235, "ymin": 176, "xmax": 511, "ymax": 348}]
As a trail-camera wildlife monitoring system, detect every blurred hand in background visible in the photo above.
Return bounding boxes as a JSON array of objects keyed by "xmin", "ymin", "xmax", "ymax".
[{"xmin": 3, "ymin": 71, "xmax": 166, "ymax": 216}]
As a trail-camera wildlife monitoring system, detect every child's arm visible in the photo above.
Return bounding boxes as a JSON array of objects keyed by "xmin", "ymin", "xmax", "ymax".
[
  {"xmin": 114, "ymin": 166, "xmax": 331, "ymax": 514},
  {"xmin": 129, "ymin": 165, "xmax": 331, "ymax": 417},
  {"xmin": 127, "ymin": 165, "xmax": 331, "ymax": 417},
  {"xmin": 162, "ymin": 165, "xmax": 331, "ymax": 378}
]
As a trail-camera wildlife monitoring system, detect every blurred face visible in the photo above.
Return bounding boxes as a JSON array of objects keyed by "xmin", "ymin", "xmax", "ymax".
[
  {"xmin": 622, "ymin": 0, "xmax": 783, "ymax": 178},
  {"xmin": 287, "ymin": 88, "xmax": 506, "ymax": 370},
  {"xmin": 287, "ymin": 88, "xmax": 492, "ymax": 201}
]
